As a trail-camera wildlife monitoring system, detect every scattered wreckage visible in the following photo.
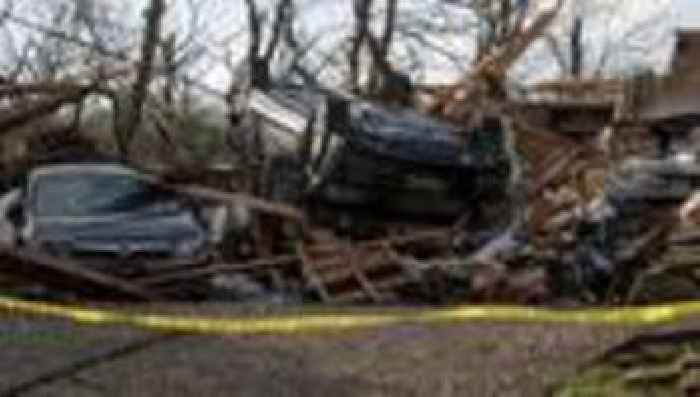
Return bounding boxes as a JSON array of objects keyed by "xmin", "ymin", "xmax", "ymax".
[
  {"xmin": 0, "ymin": 85, "xmax": 523, "ymax": 304},
  {"xmin": 530, "ymin": 110, "xmax": 700, "ymax": 304},
  {"xmin": 5, "ymin": 84, "xmax": 700, "ymax": 306},
  {"xmin": 0, "ymin": 1, "xmax": 599, "ymax": 305}
]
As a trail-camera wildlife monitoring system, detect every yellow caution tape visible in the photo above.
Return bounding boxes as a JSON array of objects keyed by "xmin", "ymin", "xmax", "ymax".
[{"xmin": 1, "ymin": 296, "xmax": 699, "ymax": 335}]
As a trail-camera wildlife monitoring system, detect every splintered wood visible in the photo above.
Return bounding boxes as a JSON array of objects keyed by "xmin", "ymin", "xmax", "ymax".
[
  {"xmin": 0, "ymin": 248, "xmax": 162, "ymax": 301},
  {"xmin": 298, "ymin": 230, "xmax": 450, "ymax": 304},
  {"xmin": 299, "ymin": 243, "xmax": 400, "ymax": 303},
  {"xmin": 512, "ymin": 118, "xmax": 609, "ymax": 241},
  {"xmin": 434, "ymin": 0, "xmax": 565, "ymax": 121},
  {"xmin": 77, "ymin": 229, "xmax": 452, "ymax": 303}
]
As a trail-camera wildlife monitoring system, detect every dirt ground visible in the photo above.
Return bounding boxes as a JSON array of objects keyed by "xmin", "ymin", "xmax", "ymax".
[{"xmin": 0, "ymin": 302, "xmax": 673, "ymax": 397}]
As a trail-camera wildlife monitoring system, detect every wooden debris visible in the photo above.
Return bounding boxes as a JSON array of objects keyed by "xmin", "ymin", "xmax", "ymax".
[
  {"xmin": 1, "ymin": 248, "xmax": 161, "ymax": 301},
  {"xmin": 166, "ymin": 184, "xmax": 306, "ymax": 222},
  {"xmin": 435, "ymin": 0, "xmax": 566, "ymax": 120},
  {"xmin": 531, "ymin": 148, "xmax": 583, "ymax": 196},
  {"xmin": 308, "ymin": 228, "xmax": 451, "ymax": 253},
  {"xmin": 299, "ymin": 242, "xmax": 406, "ymax": 303},
  {"xmin": 135, "ymin": 255, "xmax": 299, "ymax": 286},
  {"xmin": 681, "ymin": 191, "xmax": 700, "ymax": 225},
  {"xmin": 617, "ymin": 226, "xmax": 668, "ymax": 262},
  {"xmin": 297, "ymin": 230, "xmax": 443, "ymax": 304},
  {"xmin": 0, "ymin": 90, "xmax": 92, "ymax": 134}
]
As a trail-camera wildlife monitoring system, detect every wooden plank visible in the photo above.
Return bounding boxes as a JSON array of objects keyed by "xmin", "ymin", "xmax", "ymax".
[
  {"xmin": 305, "ymin": 229, "xmax": 450, "ymax": 254},
  {"xmin": 297, "ymin": 243, "xmax": 331, "ymax": 302},
  {"xmin": 135, "ymin": 255, "xmax": 299, "ymax": 286},
  {"xmin": 348, "ymin": 249, "xmax": 383, "ymax": 303},
  {"xmin": 167, "ymin": 184, "xmax": 306, "ymax": 222},
  {"xmin": 330, "ymin": 277, "xmax": 407, "ymax": 303},
  {"xmin": 5, "ymin": 248, "xmax": 160, "ymax": 301}
]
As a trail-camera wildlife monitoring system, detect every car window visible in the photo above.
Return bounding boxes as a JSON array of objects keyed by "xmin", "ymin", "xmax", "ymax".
[{"xmin": 33, "ymin": 171, "xmax": 180, "ymax": 218}]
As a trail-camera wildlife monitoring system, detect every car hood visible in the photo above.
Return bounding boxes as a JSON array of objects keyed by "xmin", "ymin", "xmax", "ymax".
[{"xmin": 31, "ymin": 212, "xmax": 207, "ymax": 256}]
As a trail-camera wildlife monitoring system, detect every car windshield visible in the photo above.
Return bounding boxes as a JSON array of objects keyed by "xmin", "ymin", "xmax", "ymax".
[{"xmin": 32, "ymin": 170, "xmax": 180, "ymax": 218}]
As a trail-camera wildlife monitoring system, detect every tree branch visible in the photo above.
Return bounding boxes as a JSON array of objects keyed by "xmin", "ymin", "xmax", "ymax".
[{"xmin": 263, "ymin": 0, "xmax": 292, "ymax": 63}]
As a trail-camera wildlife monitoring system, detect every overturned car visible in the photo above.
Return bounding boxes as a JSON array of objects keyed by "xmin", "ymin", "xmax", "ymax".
[
  {"xmin": 0, "ymin": 163, "xmax": 249, "ymax": 260},
  {"xmin": 248, "ymin": 86, "xmax": 514, "ymax": 225}
]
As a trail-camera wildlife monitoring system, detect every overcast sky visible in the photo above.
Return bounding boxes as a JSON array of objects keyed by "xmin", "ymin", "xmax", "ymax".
[{"xmin": 677, "ymin": 0, "xmax": 700, "ymax": 27}]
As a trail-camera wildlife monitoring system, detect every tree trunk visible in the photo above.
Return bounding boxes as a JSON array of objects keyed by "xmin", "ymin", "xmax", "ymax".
[
  {"xmin": 119, "ymin": 0, "xmax": 166, "ymax": 158},
  {"xmin": 349, "ymin": 0, "xmax": 372, "ymax": 93},
  {"xmin": 368, "ymin": 0, "xmax": 398, "ymax": 96},
  {"xmin": 570, "ymin": 16, "xmax": 583, "ymax": 78}
]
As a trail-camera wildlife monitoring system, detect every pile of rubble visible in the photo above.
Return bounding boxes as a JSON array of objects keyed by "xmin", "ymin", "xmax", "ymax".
[
  {"xmin": 555, "ymin": 330, "xmax": 700, "ymax": 395},
  {"xmin": 4, "ymin": 109, "xmax": 700, "ymax": 307},
  {"xmin": 1, "ymin": 0, "xmax": 699, "ymax": 306}
]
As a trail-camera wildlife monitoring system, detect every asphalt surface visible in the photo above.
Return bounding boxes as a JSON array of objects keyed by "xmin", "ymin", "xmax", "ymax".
[{"xmin": 0, "ymin": 304, "xmax": 654, "ymax": 397}]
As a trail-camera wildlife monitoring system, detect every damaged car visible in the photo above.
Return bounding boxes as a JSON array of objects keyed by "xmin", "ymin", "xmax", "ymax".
[
  {"xmin": 0, "ymin": 163, "xmax": 250, "ymax": 259},
  {"xmin": 248, "ymin": 85, "xmax": 513, "ymax": 224}
]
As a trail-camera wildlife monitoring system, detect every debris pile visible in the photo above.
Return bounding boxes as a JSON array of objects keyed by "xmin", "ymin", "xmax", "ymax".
[
  {"xmin": 4, "ymin": 100, "xmax": 700, "ymax": 307},
  {"xmin": 555, "ymin": 331, "xmax": 700, "ymax": 395},
  {"xmin": 1, "ymin": 0, "xmax": 699, "ymax": 307}
]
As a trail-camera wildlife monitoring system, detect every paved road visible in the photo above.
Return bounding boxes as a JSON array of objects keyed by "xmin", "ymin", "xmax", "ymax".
[{"xmin": 0, "ymin": 307, "xmax": 669, "ymax": 396}]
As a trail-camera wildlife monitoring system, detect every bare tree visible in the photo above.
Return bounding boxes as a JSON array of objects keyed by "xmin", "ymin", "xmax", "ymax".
[
  {"xmin": 539, "ymin": 0, "xmax": 673, "ymax": 79},
  {"xmin": 349, "ymin": 0, "xmax": 372, "ymax": 93},
  {"xmin": 347, "ymin": 0, "xmax": 411, "ymax": 102},
  {"xmin": 243, "ymin": 0, "xmax": 293, "ymax": 90},
  {"xmin": 0, "ymin": 0, "xmax": 674, "ymax": 166},
  {"xmin": 570, "ymin": 15, "xmax": 583, "ymax": 77},
  {"xmin": 113, "ymin": 0, "xmax": 166, "ymax": 157},
  {"xmin": 470, "ymin": 0, "xmax": 530, "ymax": 61},
  {"xmin": 430, "ymin": 0, "xmax": 565, "ymax": 124},
  {"xmin": 225, "ymin": 0, "xmax": 293, "ymax": 128}
]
